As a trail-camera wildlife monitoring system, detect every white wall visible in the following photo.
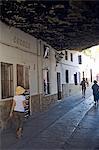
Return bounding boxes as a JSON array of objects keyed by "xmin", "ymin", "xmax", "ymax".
[
  {"xmin": 0, "ymin": 42, "xmax": 38, "ymax": 95},
  {"xmin": 0, "ymin": 21, "xmax": 40, "ymax": 99},
  {"xmin": 56, "ymin": 50, "xmax": 81, "ymax": 85},
  {"xmin": 0, "ymin": 21, "xmax": 58, "ymax": 98},
  {"xmin": 0, "ymin": 21, "xmax": 37, "ymax": 54},
  {"xmin": 55, "ymin": 49, "xmax": 96, "ymax": 86}
]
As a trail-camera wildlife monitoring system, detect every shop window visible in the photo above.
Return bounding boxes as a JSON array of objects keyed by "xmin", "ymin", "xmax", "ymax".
[{"xmin": 1, "ymin": 62, "xmax": 13, "ymax": 99}]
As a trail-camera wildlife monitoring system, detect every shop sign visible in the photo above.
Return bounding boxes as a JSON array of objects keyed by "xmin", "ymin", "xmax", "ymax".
[{"xmin": 13, "ymin": 36, "xmax": 30, "ymax": 49}]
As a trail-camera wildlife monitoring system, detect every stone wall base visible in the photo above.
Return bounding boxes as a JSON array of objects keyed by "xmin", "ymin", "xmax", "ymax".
[
  {"xmin": 62, "ymin": 84, "xmax": 81, "ymax": 98},
  {"xmin": 31, "ymin": 93, "xmax": 58, "ymax": 112},
  {"xmin": 0, "ymin": 99, "xmax": 13, "ymax": 129}
]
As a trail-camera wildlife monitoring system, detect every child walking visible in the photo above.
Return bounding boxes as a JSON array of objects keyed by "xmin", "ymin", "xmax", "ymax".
[{"xmin": 10, "ymin": 86, "xmax": 26, "ymax": 138}]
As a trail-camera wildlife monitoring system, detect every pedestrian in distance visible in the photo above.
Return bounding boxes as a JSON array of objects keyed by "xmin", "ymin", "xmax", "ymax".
[
  {"xmin": 10, "ymin": 86, "xmax": 26, "ymax": 138},
  {"xmin": 92, "ymin": 80, "xmax": 99, "ymax": 105},
  {"xmin": 80, "ymin": 78, "xmax": 87, "ymax": 98}
]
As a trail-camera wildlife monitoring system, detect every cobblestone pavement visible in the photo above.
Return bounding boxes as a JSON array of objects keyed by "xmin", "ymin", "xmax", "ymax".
[{"xmin": 1, "ymin": 88, "xmax": 98, "ymax": 150}]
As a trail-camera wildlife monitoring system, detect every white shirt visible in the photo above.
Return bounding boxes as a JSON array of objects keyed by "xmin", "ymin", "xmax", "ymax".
[{"xmin": 14, "ymin": 95, "xmax": 26, "ymax": 112}]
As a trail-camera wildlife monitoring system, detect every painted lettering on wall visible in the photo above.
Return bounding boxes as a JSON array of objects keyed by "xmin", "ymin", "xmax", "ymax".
[{"xmin": 13, "ymin": 36, "xmax": 30, "ymax": 49}]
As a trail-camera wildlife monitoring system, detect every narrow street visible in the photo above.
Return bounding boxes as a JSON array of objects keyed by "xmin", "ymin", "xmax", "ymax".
[
  {"xmin": 0, "ymin": 2, "xmax": 99, "ymax": 150},
  {"xmin": 1, "ymin": 87, "xmax": 99, "ymax": 150}
]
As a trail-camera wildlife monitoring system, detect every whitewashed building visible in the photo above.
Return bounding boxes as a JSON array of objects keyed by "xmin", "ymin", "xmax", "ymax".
[{"xmin": 0, "ymin": 21, "xmax": 96, "ymax": 128}]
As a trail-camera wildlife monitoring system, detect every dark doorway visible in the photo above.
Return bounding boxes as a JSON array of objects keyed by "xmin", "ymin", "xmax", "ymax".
[
  {"xmin": 65, "ymin": 70, "xmax": 69, "ymax": 83},
  {"xmin": 57, "ymin": 72, "xmax": 61, "ymax": 100},
  {"xmin": 74, "ymin": 73, "xmax": 78, "ymax": 85},
  {"xmin": 47, "ymin": 71, "xmax": 50, "ymax": 94}
]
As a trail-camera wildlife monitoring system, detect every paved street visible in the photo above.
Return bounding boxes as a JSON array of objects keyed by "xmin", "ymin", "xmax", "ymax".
[
  {"xmin": 63, "ymin": 105, "xmax": 99, "ymax": 150},
  {"xmin": 0, "ymin": 88, "xmax": 99, "ymax": 150}
]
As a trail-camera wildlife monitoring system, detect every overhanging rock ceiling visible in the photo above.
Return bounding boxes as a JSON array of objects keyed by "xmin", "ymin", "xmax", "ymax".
[{"xmin": 0, "ymin": 0, "xmax": 99, "ymax": 51}]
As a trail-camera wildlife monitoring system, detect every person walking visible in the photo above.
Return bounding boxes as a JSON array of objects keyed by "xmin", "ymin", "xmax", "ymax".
[
  {"xmin": 92, "ymin": 80, "xmax": 99, "ymax": 105},
  {"xmin": 80, "ymin": 78, "xmax": 87, "ymax": 98},
  {"xmin": 10, "ymin": 86, "xmax": 26, "ymax": 138}
]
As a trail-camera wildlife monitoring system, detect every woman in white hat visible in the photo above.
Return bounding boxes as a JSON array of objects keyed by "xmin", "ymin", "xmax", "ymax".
[{"xmin": 10, "ymin": 86, "xmax": 26, "ymax": 138}]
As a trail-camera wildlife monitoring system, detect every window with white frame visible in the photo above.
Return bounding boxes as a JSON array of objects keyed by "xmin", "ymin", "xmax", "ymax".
[{"xmin": 1, "ymin": 62, "xmax": 14, "ymax": 99}]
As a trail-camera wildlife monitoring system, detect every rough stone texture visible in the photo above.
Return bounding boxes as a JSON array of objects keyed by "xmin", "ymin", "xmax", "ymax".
[
  {"xmin": 0, "ymin": 1, "xmax": 99, "ymax": 51},
  {"xmin": 0, "ymin": 99, "xmax": 13, "ymax": 129},
  {"xmin": 41, "ymin": 94, "xmax": 57, "ymax": 111},
  {"xmin": 31, "ymin": 94, "xmax": 41, "ymax": 112},
  {"xmin": 31, "ymin": 93, "xmax": 57, "ymax": 112}
]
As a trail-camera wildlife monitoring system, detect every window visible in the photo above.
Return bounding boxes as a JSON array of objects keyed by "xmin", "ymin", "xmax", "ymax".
[
  {"xmin": 17, "ymin": 64, "xmax": 29, "ymax": 89},
  {"xmin": 17, "ymin": 64, "xmax": 24, "ymax": 87},
  {"xmin": 78, "ymin": 55, "xmax": 82, "ymax": 64},
  {"xmin": 43, "ymin": 45, "xmax": 49, "ymax": 58},
  {"xmin": 65, "ymin": 70, "xmax": 69, "ymax": 83},
  {"xmin": 43, "ymin": 69, "xmax": 50, "ymax": 94},
  {"xmin": 65, "ymin": 51, "xmax": 68, "ymax": 60},
  {"xmin": 70, "ymin": 53, "xmax": 73, "ymax": 62},
  {"xmin": 74, "ymin": 73, "xmax": 78, "ymax": 85},
  {"xmin": 1, "ymin": 62, "xmax": 13, "ymax": 99},
  {"xmin": 24, "ymin": 67, "xmax": 29, "ymax": 89}
]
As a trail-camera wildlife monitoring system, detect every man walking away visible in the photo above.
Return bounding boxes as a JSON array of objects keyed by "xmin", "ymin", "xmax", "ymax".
[
  {"xmin": 80, "ymin": 78, "xmax": 87, "ymax": 98},
  {"xmin": 92, "ymin": 80, "xmax": 99, "ymax": 105}
]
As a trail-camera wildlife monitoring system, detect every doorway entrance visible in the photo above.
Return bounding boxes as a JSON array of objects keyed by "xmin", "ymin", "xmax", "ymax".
[
  {"xmin": 43, "ymin": 69, "xmax": 50, "ymax": 95},
  {"xmin": 57, "ymin": 72, "xmax": 61, "ymax": 100}
]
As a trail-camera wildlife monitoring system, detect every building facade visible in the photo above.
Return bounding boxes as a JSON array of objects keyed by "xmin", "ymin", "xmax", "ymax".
[{"xmin": 0, "ymin": 21, "xmax": 96, "ymax": 129}]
